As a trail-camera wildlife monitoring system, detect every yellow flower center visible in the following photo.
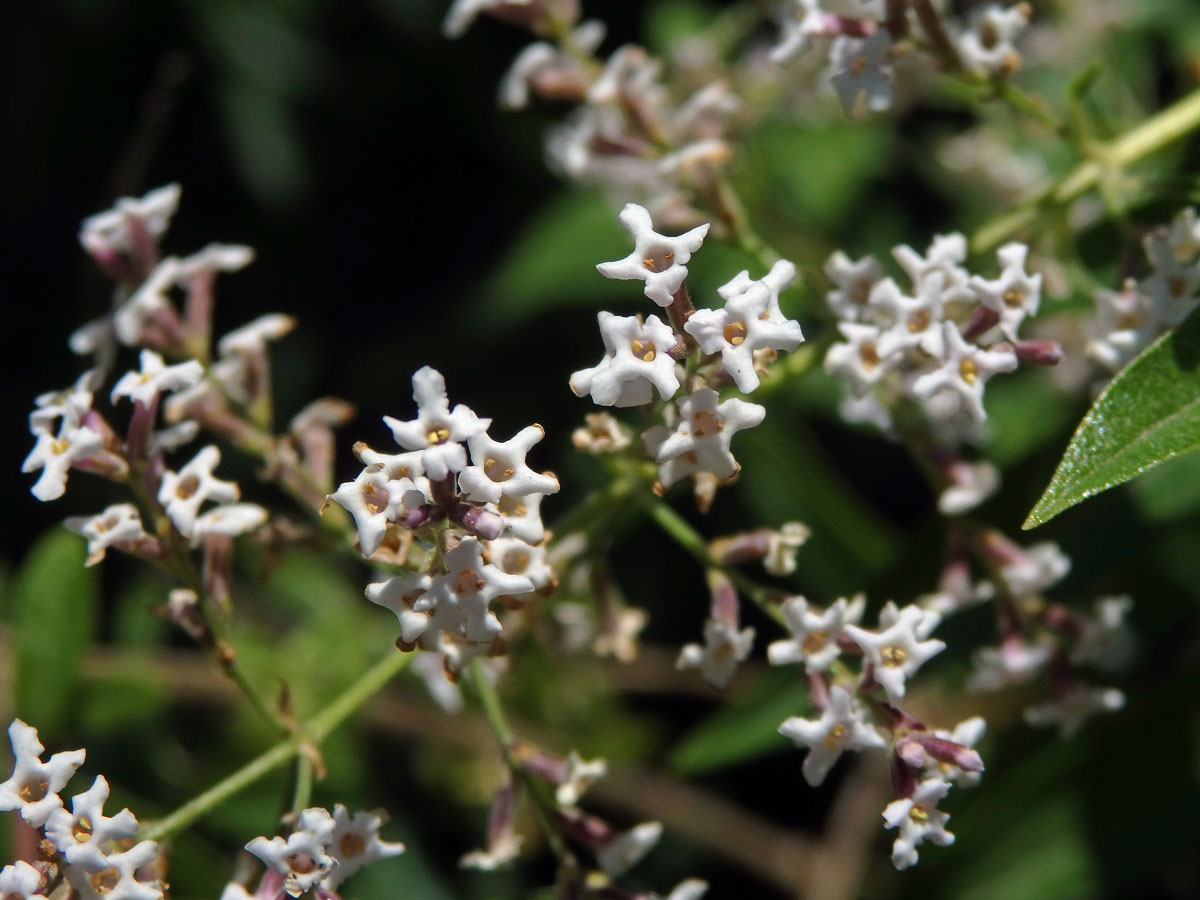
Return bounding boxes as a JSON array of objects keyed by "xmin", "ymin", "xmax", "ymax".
[
  {"xmin": 484, "ymin": 457, "xmax": 514, "ymax": 483},
  {"xmin": 691, "ymin": 409, "xmax": 723, "ymax": 439},
  {"xmin": 18, "ymin": 779, "xmax": 48, "ymax": 802},
  {"xmin": 823, "ymin": 723, "xmax": 847, "ymax": 749},
  {"xmin": 881, "ymin": 645, "xmax": 908, "ymax": 667},
  {"xmin": 454, "ymin": 568, "xmax": 485, "ymax": 595},
  {"xmin": 339, "ymin": 832, "xmax": 367, "ymax": 859},
  {"xmin": 641, "ymin": 250, "xmax": 675, "ymax": 273},
  {"xmin": 1002, "ymin": 288, "xmax": 1025, "ymax": 308},
  {"xmin": 631, "ymin": 339, "xmax": 656, "ymax": 362},
  {"xmin": 959, "ymin": 358, "xmax": 978, "ymax": 384},
  {"xmin": 723, "ymin": 321, "xmax": 748, "ymax": 346},
  {"xmin": 426, "ymin": 425, "xmax": 451, "ymax": 445}
]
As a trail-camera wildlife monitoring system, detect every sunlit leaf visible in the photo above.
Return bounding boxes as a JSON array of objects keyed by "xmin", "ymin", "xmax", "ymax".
[{"xmin": 1025, "ymin": 306, "xmax": 1200, "ymax": 528}]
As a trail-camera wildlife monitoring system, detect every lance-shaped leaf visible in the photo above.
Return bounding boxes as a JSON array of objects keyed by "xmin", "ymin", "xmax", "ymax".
[{"xmin": 1025, "ymin": 306, "xmax": 1200, "ymax": 528}]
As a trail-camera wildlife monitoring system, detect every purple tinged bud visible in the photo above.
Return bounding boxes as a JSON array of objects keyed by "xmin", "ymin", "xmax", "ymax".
[
  {"xmin": 914, "ymin": 735, "xmax": 985, "ymax": 772},
  {"xmin": 707, "ymin": 571, "xmax": 739, "ymax": 627},
  {"xmin": 455, "ymin": 506, "xmax": 504, "ymax": 540},
  {"xmin": 896, "ymin": 739, "xmax": 927, "ymax": 769},
  {"xmin": 1014, "ymin": 340, "xmax": 1065, "ymax": 366},
  {"xmin": 961, "ymin": 305, "xmax": 1001, "ymax": 341},
  {"xmin": 398, "ymin": 504, "xmax": 437, "ymax": 529}
]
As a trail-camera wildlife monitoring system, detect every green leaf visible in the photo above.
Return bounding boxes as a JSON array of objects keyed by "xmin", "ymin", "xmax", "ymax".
[
  {"xmin": 1024, "ymin": 306, "xmax": 1200, "ymax": 528},
  {"xmin": 669, "ymin": 670, "xmax": 807, "ymax": 775},
  {"xmin": 11, "ymin": 529, "xmax": 98, "ymax": 736}
]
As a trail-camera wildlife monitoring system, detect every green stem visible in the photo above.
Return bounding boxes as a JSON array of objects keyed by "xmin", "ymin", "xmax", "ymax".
[
  {"xmin": 141, "ymin": 648, "xmax": 411, "ymax": 842},
  {"xmin": 638, "ymin": 495, "xmax": 784, "ymax": 625},
  {"xmin": 290, "ymin": 750, "xmax": 314, "ymax": 815},
  {"xmin": 466, "ymin": 660, "xmax": 572, "ymax": 864},
  {"xmin": 972, "ymin": 86, "xmax": 1200, "ymax": 252}
]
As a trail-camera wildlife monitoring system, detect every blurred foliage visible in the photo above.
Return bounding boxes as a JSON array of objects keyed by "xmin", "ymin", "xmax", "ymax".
[{"xmin": 5, "ymin": 0, "xmax": 1200, "ymax": 899}]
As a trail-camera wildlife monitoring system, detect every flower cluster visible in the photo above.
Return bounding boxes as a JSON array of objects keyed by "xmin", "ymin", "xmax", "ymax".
[
  {"xmin": 773, "ymin": 1, "xmax": 1034, "ymax": 114},
  {"xmin": 0, "ymin": 720, "xmax": 164, "ymax": 900},
  {"xmin": 459, "ymin": 740, "xmax": 708, "ymax": 899},
  {"xmin": 445, "ymin": 1, "xmax": 740, "ymax": 226},
  {"xmin": 1089, "ymin": 207, "xmax": 1200, "ymax": 371},
  {"xmin": 766, "ymin": 597, "xmax": 985, "ymax": 869},
  {"xmin": 332, "ymin": 366, "xmax": 559, "ymax": 675},
  {"xmin": 944, "ymin": 533, "xmax": 1133, "ymax": 737},
  {"xmin": 823, "ymin": 231, "xmax": 1057, "ymax": 498},
  {"xmin": 23, "ymin": 187, "xmax": 285, "ymax": 612},
  {"xmin": 237, "ymin": 805, "xmax": 405, "ymax": 899},
  {"xmin": 571, "ymin": 202, "xmax": 803, "ymax": 511}
]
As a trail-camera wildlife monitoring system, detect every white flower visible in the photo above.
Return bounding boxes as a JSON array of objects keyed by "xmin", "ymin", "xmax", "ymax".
[
  {"xmin": 572, "ymin": 411, "xmax": 631, "ymax": 453},
  {"xmin": 938, "ymin": 460, "xmax": 1000, "ymax": 516},
  {"xmin": 596, "ymin": 203, "xmax": 710, "ymax": 306},
  {"xmin": 23, "ymin": 395, "xmax": 105, "ymax": 502},
  {"xmin": 113, "ymin": 258, "xmax": 181, "ymax": 346},
  {"xmin": 956, "ymin": 3, "xmax": 1030, "ymax": 76},
  {"xmin": 910, "ymin": 323, "xmax": 1018, "ymax": 423},
  {"xmin": 1023, "ymin": 685, "xmax": 1125, "ymax": 737},
  {"xmin": 178, "ymin": 243, "xmax": 255, "ymax": 279},
  {"xmin": 443, "ymin": 0, "xmax": 533, "ymax": 38},
  {"xmin": 597, "ymin": 821, "xmax": 663, "ymax": 877},
  {"xmin": 218, "ymin": 885, "xmax": 255, "ymax": 900},
  {"xmin": 882, "ymin": 778, "xmax": 955, "ymax": 870},
  {"xmin": 771, "ymin": 0, "xmax": 831, "ymax": 64},
  {"xmin": 652, "ymin": 879, "xmax": 710, "ymax": 900},
  {"xmin": 768, "ymin": 595, "xmax": 865, "ymax": 673},
  {"xmin": 44, "ymin": 776, "xmax": 139, "ymax": 872},
  {"xmin": 321, "ymin": 805, "xmax": 406, "ymax": 890},
  {"xmin": 1002, "ymin": 541, "xmax": 1070, "ymax": 597},
  {"xmin": 29, "ymin": 371, "xmax": 97, "ymax": 435},
  {"xmin": 676, "ymin": 617, "xmax": 755, "ymax": 689},
  {"xmin": 79, "ymin": 184, "xmax": 180, "ymax": 257},
  {"xmin": 459, "ymin": 425, "xmax": 559, "ymax": 504},
  {"xmin": 366, "ymin": 572, "xmax": 434, "ymax": 645},
  {"xmin": 216, "ymin": 313, "xmax": 296, "ymax": 360},
  {"xmin": 157, "ymin": 445, "xmax": 241, "ymax": 537},
  {"xmin": 111, "ymin": 350, "xmax": 204, "ymax": 407},
  {"xmin": 384, "ymin": 367, "xmax": 490, "ymax": 481},
  {"xmin": 778, "ymin": 685, "xmax": 886, "ymax": 786},
  {"xmin": 555, "ymin": 751, "xmax": 608, "ymax": 808},
  {"xmin": 684, "ymin": 260, "xmax": 805, "ymax": 392},
  {"xmin": 191, "ymin": 503, "xmax": 268, "ymax": 543},
  {"xmin": 830, "ymin": 31, "xmax": 893, "ymax": 114},
  {"xmin": 643, "ymin": 388, "xmax": 765, "ymax": 489},
  {"xmin": 968, "ymin": 242, "xmax": 1042, "ymax": 340},
  {"xmin": 824, "ymin": 321, "xmax": 900, "ymax": 395},
  {"xmin": 329, "ymin": 465, "xmax": 414, "ymax": 557},
  {"xmin": 845, "ymin": 604, "xmax": 946, "ymax": 704},
  {"xmin": 825, "ymin": 251, "xmax": 883, "ymax": 322},
  {"xmin": 495, "ymin": 491, "xmax": 547, "ymax": 544},
  {"xmin": 571, "ymin": 312, "xmax": 681, "ymax": 407},
  {"xmin": 763, "ymin": 522, "xmax": 812, "ymax": 576},
  {"xmin": 65, "ymin": 504, "xmax": 148, "ymax": 566},
  {"xmin": 488, "ymin": 537, "xmax": 554, "ymax": 592},
  {"xmin": 246, "ymin": 807, "xmax": 337, "ymax": 898},
  {"xmin": 966, "ymin": 637, "xmax": 1052, "ymax": 692},
  {"xmin": 892, "ymin": 233, "xmax": 972, "ymax": 303},
  {"xmin": 1091, "ymin": 294, "xmax": 1166, "ymax": 371},
  {"xmin": 498, "ymin": 20, "xmax": 603, "ymax": 109},
  {"xmin": 65, "ymin": 839, "xmax": 163, "ymax": 900},
  {"xmin": 419, "ymin": 538, "xmax": 534, "ymax": 643},
  {"xmin": 0, "ymin": 719, "xmax": 85, "ymax": 827},
  {"xmin": 0, "ymin": 862, "xmax": 47, "ymax": 900},
  {"xmin": 872, "ymin": 273, "xmax": 947, "ymax": 358},
  {"xmin": 459, "ymin": 832, "xmax": 524, "ymax": 870},
  {"xmin": 1070, "ymin": 595, "xmax": 1134, "ymax": 665}
]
